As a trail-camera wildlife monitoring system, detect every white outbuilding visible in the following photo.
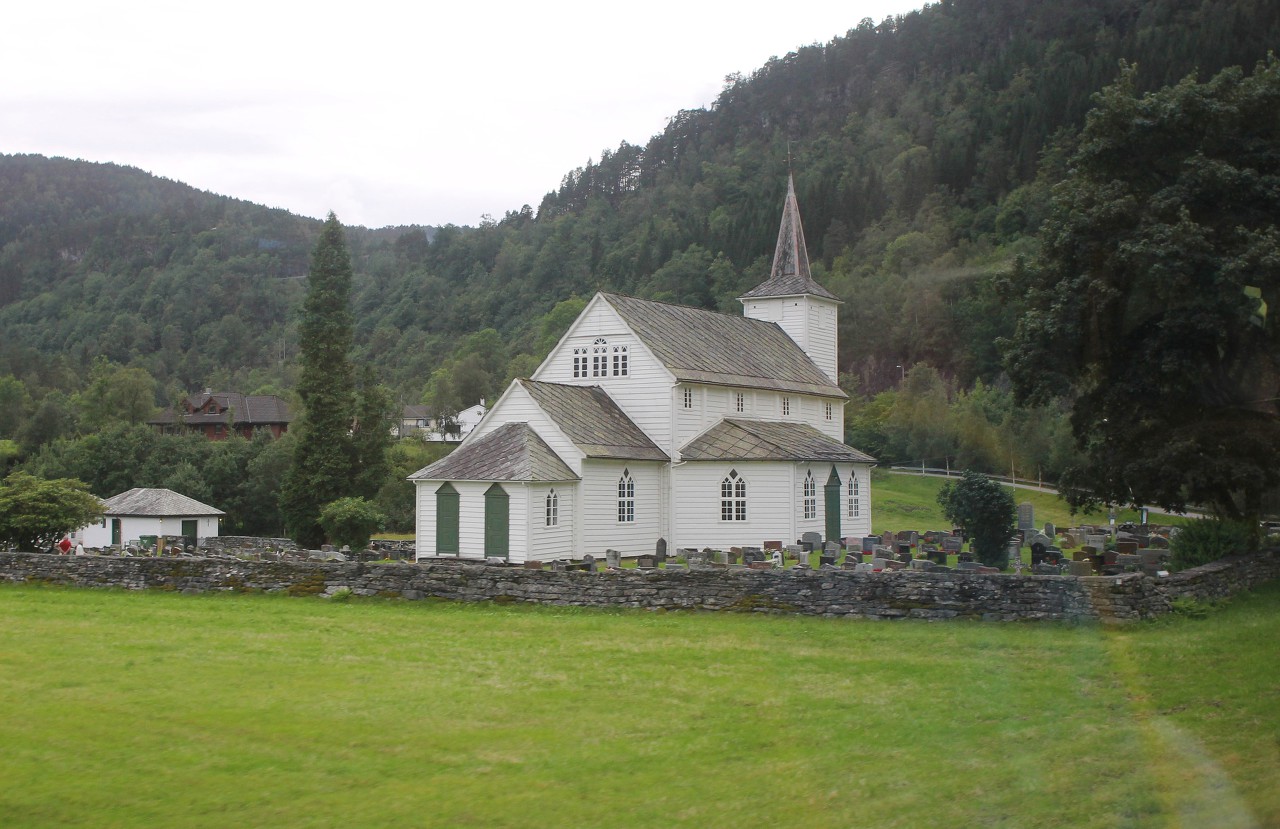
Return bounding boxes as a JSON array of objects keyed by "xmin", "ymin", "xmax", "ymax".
[{"xmin": 80, "ymin": 488, "xmax": 224, "ymax": 550}]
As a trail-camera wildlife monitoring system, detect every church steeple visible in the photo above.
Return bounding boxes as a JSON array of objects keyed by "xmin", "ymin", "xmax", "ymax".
[
  {"xmin": 739, "ymin": 174, "xmax": 840, "ymax": 383},
  {"xmin": 739, "ymin": 174, "xmax": 839, "ymax": 303}
]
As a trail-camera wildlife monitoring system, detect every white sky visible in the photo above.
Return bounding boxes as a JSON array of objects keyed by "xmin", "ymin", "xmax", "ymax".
[{"xmin": 4, "ymin": 1, "xmax": 924, "ymax": 228}]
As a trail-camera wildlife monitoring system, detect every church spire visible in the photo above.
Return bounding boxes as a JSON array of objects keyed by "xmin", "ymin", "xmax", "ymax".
[{"xmin": 739, "ymin": 173, "xmax": 838, "ymax": 302}]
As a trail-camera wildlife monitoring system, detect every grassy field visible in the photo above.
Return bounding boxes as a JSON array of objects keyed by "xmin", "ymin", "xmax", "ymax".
[
  {"xmin": 1, "ymin": 583, "xmax": 1276, "ymax": 828},
  {"xmin": 870, "ymin": 470, "xmax": 1189, "ymax": 538}
]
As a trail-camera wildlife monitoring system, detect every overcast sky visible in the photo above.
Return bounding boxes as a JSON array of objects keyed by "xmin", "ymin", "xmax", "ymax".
[{"xmin": 5, "ymin": 1, "xmax": 925, "ymax": 228}]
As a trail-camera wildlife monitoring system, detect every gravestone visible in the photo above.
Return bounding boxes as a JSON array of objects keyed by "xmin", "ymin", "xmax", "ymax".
[
  {"xmin": 1017, "ymin": 502, "xmax": 1035, "ymax": 532},
  {"xmin": 910, "ymin": 557, "xmax": 932, "ymax": 570},
  {"xmin": 714, "ymin": 550, "xmax": 730, "ymax": 566},
  {"xmin": 605, "ymin": 549, "xmax": 621, "ymax": 569},
  {"xmin": 861, "ymin": 537, "xmax": 879, "ymax": 553},
  {"xmin": 581, "ymin": 554, "xmax": 596, "ymax": 572},
  {"xmin": 942, "ymin": 537, "xmax": 963, "ymax": 554},
  {"xmin": 1043, "ymin": 522, "xmax": 1056, "ymax": 539},
  {"xmin": 763, "ymin": 540, "xmax": 783, "ymax": 551},
  {"xmin": 869, "ymin": 557, "xmax": 889, "ymax": 570},
  {"xmin": 854, "ymin": 562, "xmax": 874, "ymax": 573},
  {"xmin": 636, "ymin": 554, "xmax": 656, "ymax": 569},
  {"xmin": 801, "ymin": 532, "xmax": 822, "ymax": 551},
  {"xmin": 1067, "ymin": 560, "xmax": 1094, "ymax": 577},
  {"xmin": 771, "ymin": 551, "xmax": 785, "ymax": 568},
  {"xmin": 655, "ymin": 538, "xmax": 668, "ymax": 563},
  {"xmin": 1032, "ymin": 563, "xmax": 1060, "ymax": 575}
]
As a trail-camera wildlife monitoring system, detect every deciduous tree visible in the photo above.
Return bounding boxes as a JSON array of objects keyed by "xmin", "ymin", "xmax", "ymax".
[
  {"xmin": 0, "ymin": 471, "xmax": 103, "ymax": 553},
  {"xmin": 1005, "ymin": 59, "xmax": 1280, "ymax": 522}
]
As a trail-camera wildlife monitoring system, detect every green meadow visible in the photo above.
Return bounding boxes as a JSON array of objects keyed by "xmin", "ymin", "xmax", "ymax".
[
  {"xmin": 1, "ymin": 582, "xmax": 1277, "ymax": 829},
  {"xmin": 869, "ymin": 471, "xmax": 1190, "ymax": 538}
]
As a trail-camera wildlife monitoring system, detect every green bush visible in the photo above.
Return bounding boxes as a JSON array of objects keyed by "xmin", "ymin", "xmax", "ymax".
[
  {"xmin": 317, "ymin": 497, "xmax": 385, "ymax": 552},
  {"xmin": 1169, "ymin": 519, "xmax": 1253, "ymax": 571},
  {"xmin": 937, "ymin": 471, "xmax": 1016, "ymax": 569}
]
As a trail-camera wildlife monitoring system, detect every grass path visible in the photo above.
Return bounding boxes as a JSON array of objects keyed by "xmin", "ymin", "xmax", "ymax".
[{"xmin": 1, "ymin": 583, "xmax": 1276, "ymax": 828}]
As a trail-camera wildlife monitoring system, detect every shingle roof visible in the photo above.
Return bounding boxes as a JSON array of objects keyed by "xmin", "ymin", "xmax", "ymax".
[
  {"xmin": 680, "ymin": 419, "xmax": 876, "ymax": 463},
  {"xmin": 738, "ymin": 174, "xmax": 839, "ymax": 302},
  {"xmin": 519, "ymin": 380, "xmax": 668, "ymax": 461},
  {"xmin": 101, "ymin": 488, "xmax": 225, "ymax": 516},
  {"xmin": 408, "ymin": 422, "xmax": 578, "ymax": 482},
  {"xmin": 600, "ymin": 293, "xmax": 846, "ymax": 399},
  {"xmin": 149, "ymin": 392, "xmax": 293, "ymax": 427}
]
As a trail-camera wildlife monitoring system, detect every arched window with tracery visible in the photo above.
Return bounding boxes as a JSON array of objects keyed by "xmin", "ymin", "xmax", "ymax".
[
  {"xmin": 617, "ymin": 469, "xmax": 635, "ymax": 523},
  {"xmin": 721, "ymin": 470, "xmax": 747, "ymax": 521}
]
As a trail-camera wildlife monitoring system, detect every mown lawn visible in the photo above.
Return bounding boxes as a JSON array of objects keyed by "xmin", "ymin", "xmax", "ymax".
[{"xmin": 0, "ymin": 583, "xmax": 1276, "ymax": 828}]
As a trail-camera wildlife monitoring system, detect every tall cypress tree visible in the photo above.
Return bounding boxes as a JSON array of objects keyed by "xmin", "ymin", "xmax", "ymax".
[{"xmin": 281, "ymin": 213, "xmax": 357, "ymax": 547}]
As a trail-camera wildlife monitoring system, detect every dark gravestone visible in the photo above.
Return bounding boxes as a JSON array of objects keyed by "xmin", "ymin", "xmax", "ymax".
[
  {"xmin": 1017, "ymin": 503, "xmax": 1034, "ymax": 532},
  {"xmin": 655, "ymin": 538, "xmax": 667, "ymax": 563},
  {"xmin": 861, "ymin": 537, "xmax": 880, "ymax": 553},
  {"xmin": 636, "ymin": 555, "xmax": 656, "ymax": 569}
]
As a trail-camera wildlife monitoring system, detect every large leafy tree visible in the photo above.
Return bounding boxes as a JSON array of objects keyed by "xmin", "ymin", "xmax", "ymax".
[
  {"xmin": 1005, "ymin": 59, "xmax": 1280, "ymax": 522},
  {"xmin": 0, "ymin": 471, "xmax": 103, "ymax": 553},
  {"xmin": 281, "ymin": 214, "xmax": 358, "ymax": 547}
]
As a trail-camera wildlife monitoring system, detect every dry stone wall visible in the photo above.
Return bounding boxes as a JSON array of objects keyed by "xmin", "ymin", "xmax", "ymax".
[{"xmin": 2, "ymin": 549, "xmax": 1275, "ymax": 622}]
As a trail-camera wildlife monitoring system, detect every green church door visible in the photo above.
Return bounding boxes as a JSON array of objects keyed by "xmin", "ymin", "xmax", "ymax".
[
  {"xmin": 824, "ymin": 466, "xmax": 842, "ymax": 543},
  {"xmin": 111, "ymin": 519, "xmax": 122, "ymax": 546},
  {"xmin": 484, "ymin": 484, "xmax": 509, "ymax": 559},
  {"xmin": 436, "ymin": 483, "xmax": 460, "ymax": 555}
]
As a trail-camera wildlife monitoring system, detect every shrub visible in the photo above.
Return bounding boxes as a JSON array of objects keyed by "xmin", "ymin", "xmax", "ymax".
[
  {"xmin": 937, "ymin": 471, "xmax": 1016, "ymax": 569},
  {"xmin": 317, "ymin": 497, "xmax": 385, "ymax": 552},
  {"xmin": 1169, "ymin": 519, "xmax": 1253, "ymax": 571}
]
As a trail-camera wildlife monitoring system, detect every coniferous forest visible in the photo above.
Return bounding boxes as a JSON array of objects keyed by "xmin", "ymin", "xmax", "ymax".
[{"xmin": 2, "ymin": 0, "xmax": 1278, "ymax": 532}]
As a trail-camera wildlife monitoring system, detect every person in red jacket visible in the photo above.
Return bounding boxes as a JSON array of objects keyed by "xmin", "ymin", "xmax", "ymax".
[{"xmin": 57, "ymin": 536, "xmax": 72, "ymax": 555}]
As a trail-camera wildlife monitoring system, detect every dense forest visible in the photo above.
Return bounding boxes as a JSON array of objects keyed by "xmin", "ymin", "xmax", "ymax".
[{"xmin": 2, "ymin": 0, "xmax": 1278, "ymax": 523}]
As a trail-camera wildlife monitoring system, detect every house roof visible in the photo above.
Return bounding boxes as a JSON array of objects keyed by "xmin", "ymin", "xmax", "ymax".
[
  {"xmin": 600, "ymin": 293, "xmax": 846, "ymax": 399},
  {"xmin": 149, "ymin": 392, "xmax": 293, "ymax": 427},
  {"xmin": 519, "ymin": 380, "xmax": 668, "ymax": 461},
  {"xmin": 409, "ymin": 422, "xmax": 578, "ymax": 482},
  {"xmin": 680, "ymin": 419, "xmax": 876, "ymax": 463},
  {"xmin": 738, "ymin": 174, "xmax": 839, "ymax": 302},
  {"xmin": 402, "ymin": 404, "xmax": 434, "ymax": 420},
  {"xmin": 101, "ymin": 488, "xmax": 225, "ymax": 517}
]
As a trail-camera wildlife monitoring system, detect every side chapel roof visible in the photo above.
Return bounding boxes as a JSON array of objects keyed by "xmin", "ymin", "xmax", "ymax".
[
  {"xmin": 518, "ymin": 380, "xmax": 668, "ymax": 461},
  {"xmin": 600, "ymin": 293, "xmax": 846, "ymax": 399},
  {"xmin": 409, "ymin": 422, "xmax": 578, "ymax": 482},
  {"xmin": 738, "ymin": 174, "xmax": 839, "ymax": 302},
  {"xmin": 680, "ymin": 419, "xmax": 876, "ymax": 463}
]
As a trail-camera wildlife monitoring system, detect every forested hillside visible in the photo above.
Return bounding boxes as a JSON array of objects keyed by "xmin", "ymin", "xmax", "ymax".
[{"xmin": 2, "ymin": 0, "xmax": 1277, "ymax": 491}]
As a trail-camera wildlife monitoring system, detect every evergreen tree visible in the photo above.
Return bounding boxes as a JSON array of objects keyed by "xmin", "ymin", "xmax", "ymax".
[{"xmin": 281, "ymin": 213, "xmax": 357, "ymax": 547}]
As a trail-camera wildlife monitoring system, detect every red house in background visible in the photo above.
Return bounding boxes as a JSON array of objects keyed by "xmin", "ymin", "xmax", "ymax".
[{"xmin": 149, "ymin": 391, "xmax": 293, "ymax": 440}]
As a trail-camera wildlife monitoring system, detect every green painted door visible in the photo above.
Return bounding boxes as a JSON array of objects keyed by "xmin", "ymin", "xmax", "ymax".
[
  {"xmin": 484, "ymin": 483, "xmax": 509, "ymax": 559},
  {"xmin": 111, "ymin": 518, "xmax": 122, "ymax": 546},
  {"xmin": 824, "ymin": 466, "xmax": 842, "ymax": 543},
  {"xmin": 436, "ymin": 483, "xmax": 459, "ymax": 555},
  {"xmin": 181, "ymin": 519, "xmax": 197, "ymax": 547}
]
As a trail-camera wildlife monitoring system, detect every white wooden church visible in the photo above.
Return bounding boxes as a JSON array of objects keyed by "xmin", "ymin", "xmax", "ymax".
[{"xmin": 411, "ymin": 177, "xmax": 875, "ymax": 562}]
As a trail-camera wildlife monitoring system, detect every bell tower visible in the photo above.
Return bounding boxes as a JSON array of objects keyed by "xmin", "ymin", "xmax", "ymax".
[{"xmin": 739, "ymin": 174, "xmax": 840, "ymax": 383}]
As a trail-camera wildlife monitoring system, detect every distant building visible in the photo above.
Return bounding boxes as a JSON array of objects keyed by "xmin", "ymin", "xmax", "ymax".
[
  {"xmin": 395, "ymin": 402, "xmax": 486, "ymax": 442},
  {"xmin": 79, "ymin": 487, "xmax": 224, "ymax": 549},
  {"xmin": 149, "ymin": 391, "xmax": 292, "ymax": 440}
]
